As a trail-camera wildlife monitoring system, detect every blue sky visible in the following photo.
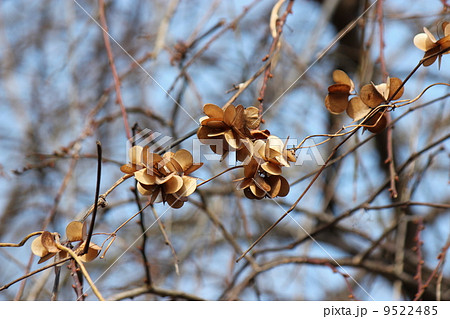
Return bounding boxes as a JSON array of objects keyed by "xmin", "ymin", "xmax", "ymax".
[{"xmin": 0, "ymin": 0, "xmax": 449, "ymax": 301}]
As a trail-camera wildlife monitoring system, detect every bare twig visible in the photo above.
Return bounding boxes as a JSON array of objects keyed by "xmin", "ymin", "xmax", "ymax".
[
  {"xmin": 257, "ymin": 0, "xmax": 294, "ymax": 119},
  {"xmin": 0, "ymin": 231, "xmax": 43, "ymax": 247},
  {"xmin": 107, "ymin": 285, "xmax": 205, "ymax": 301},
  {"xmin": 55, "ymin": 242, "xmax": 105, "ymax": 301},
  {"xmin": 236, "ymin": 130, "xmax": 357, "ymax": 262},
  {"xmin": 0, "ymin": 256, "xmax": 71, "ymax": 291},
  {"xmin": 150, "ymin": 205, "xmax": 180, "ymax": 276},
  {"xmin": 83, "ymin": 141, "xmax": 102, "ymax": 255},
  {"xmin": 98, "ymin": 0, "xmax": 131, "ymax": 140},
  {"xmin": 131, "ymin": 126, "xmax": 152, "ymax": 286}
]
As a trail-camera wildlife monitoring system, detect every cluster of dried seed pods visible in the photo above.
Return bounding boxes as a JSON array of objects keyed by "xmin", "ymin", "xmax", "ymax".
[
  {"xmin": 31, "ymin": 221, "xmax": 100, "ymax": 264},
  {"xmin": 197, "ymin": 103, "xmax": 296, "ymax": 200},
  {"xmin": 413, "ymin": 21, "xmax": 450, "ymax": 67},
  {"xmin": 197, "ymin": 103, "xmax": 260, "ymax": 161},
  {"xmin": 325, "ymin": 70, "xmax": 405, "ymax": 133},
  {"xmin": 236, "ymin": 136, "xmax": 295, "ymax": 199},
  {"xmin": 121, "ymin": 146, "xmax": 203, "ymax": 208}
]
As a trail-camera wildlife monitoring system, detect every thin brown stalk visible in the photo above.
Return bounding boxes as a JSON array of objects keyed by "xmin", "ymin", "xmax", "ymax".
[
  {"xmin": 257, "ymin": 0, "xmax": 294, "ymax": 118},
  {"xmin": 0, "ymin": 231, "xmax": 43, "ymax": 247},
  {"xmin": 150, "ymin": 205, "xmax": 180, "ymax": 276},
  {"xmin": 98, "ymin": 0, "xmax": 131, "ymax": 140},
  {"xmin": 0, "ymin": 256, "xmax": 71, "ymax": 291},
  {"xmin": 56, "ymin": 242, "xmax": 105, "ymax": 301}
]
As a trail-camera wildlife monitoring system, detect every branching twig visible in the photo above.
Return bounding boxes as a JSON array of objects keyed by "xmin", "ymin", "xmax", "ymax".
[
  {"xmin": 252, "ymin": 132, "xmax": 450, "ymax": 256},
  {"xmin": 414, "ymin": 239, "xmax": 450, "ymax": 301},
  {"xmin": 236, "ymin": 130, "xmax": 358, "ymax": 262}
]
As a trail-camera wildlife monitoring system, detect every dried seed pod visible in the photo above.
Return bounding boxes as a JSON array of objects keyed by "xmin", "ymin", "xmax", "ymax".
[
  {"xmin": 324, "ymin": 70, "xmax": 355, "ymax": 114},
  {"xmin": 78, "ymin": 242, "xmax": 101, "ymax": 262},
  {"xmin": 365, "ymin": 112, "xmax": 387, "ymax": 134},
  {"xmin": 66, "ymin": 221, "xmax": 86, "ymax": 242},
  {"xmin": 347, "ymin": 97, "xmax": 371, "ymax": 121},
  {"xmin": 31, "ymin": 235, "xmax": 49, "ymax": 258},
  {"xmin": 360, "ymin": 84, "xmax": 385, "ymax": 108}
]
